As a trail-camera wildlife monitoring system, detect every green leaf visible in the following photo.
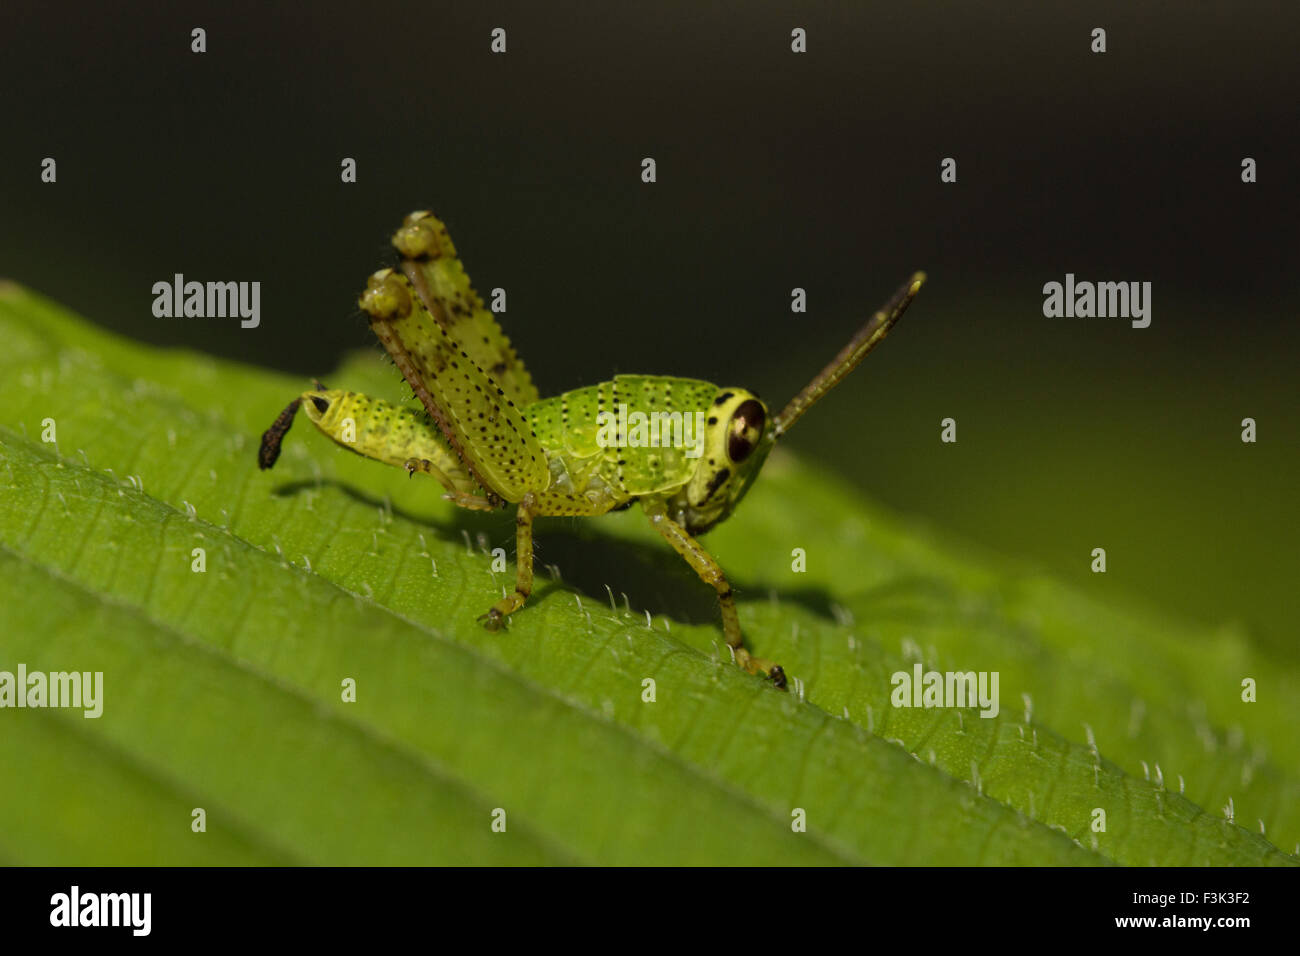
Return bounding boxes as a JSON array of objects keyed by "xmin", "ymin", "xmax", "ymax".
[{"xmin": 0, "ymin": 282, "xmax": 1294, "ymax": 865}]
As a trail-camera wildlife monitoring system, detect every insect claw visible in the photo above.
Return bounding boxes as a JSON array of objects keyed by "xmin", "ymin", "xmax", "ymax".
[{"xmin": 746, "ymin": 654, "xmax": 788, "ymax": 691}]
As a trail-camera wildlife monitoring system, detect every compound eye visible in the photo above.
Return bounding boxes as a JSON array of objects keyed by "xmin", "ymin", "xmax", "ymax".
[
  {"xmin": 727, "ymin": 399, "xmax": 766, "ymax": 463},
  {"xmin": 311, "ymin": 396, "xmax": 331, "ymax": 414}
]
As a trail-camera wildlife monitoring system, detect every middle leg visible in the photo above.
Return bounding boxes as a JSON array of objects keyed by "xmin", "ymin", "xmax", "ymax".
[
  {"xmin": 642, "ymin": 501, "xmax": 786, "ymax": 689},
  {"xmin": 482, "ymin": 492, "xmax": 538, "ymax": 630},
  {"xmin": 479, "ymin": 486, "xmax": 625, "ymax": 631}
]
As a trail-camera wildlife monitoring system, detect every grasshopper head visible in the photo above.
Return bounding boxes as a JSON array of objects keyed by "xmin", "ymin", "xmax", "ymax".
[
  {"xmin": 673, "ymin": 272, "xmax": 925, "ymax": 531},
  {"xmin": 681, "ymin": 389, "xmax": 775, "ymax": 533}
]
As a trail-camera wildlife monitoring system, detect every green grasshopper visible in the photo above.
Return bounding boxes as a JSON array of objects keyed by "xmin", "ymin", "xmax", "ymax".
[{"xmin": 259, "ymin": 211, "xmax": 924, "ymax": 690}]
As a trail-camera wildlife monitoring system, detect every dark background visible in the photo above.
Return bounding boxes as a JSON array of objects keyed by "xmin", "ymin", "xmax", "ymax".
[{"xmin": 3, "ymin": 1, "xmax": 1296, "ymax": 652}]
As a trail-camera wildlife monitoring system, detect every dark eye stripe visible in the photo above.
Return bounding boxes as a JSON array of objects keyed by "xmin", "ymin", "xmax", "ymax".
[
  {"xmin": 311, "ymin": 396, "xmax": 331, "ymax": 414},
  {"xmin": 705, "ymin": 467, "xmax": 731, "ymax": 500}
]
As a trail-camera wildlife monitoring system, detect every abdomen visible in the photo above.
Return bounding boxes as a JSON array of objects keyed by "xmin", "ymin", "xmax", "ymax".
[{"xmin": 525, "ymin": 375, "xmax": 716, "ymax": 498}]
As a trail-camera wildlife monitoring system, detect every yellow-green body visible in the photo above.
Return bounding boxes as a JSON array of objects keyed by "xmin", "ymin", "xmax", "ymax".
[
  {"xmin": 259, "ymin": 209, "xmax": 925, "ymax": 690},
  {"xmin": 301, "ymin": 373, "xmax": 771, "ymax": 533},
  {"xmin": 529, "ymin": 376, "xmax": 719, "ymax": 502}
]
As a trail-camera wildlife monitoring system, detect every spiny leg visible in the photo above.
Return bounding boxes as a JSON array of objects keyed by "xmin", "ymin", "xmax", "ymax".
[
  {"xmin": 481, "ymin": 493, "xmax": 537, "ymax": 630},
  {"xmin": 642, "ymin": 501, "xmax": 786, "ymax": 689},
  {"xmin": 479, "ymin": 486, "xmax": 624, "ymax": 632}
]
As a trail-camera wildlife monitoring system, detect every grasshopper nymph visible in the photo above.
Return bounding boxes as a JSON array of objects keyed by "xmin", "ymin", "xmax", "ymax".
[{"xmin": 259, "ymin": 211, "xmax": 925, "ymax": 690}]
